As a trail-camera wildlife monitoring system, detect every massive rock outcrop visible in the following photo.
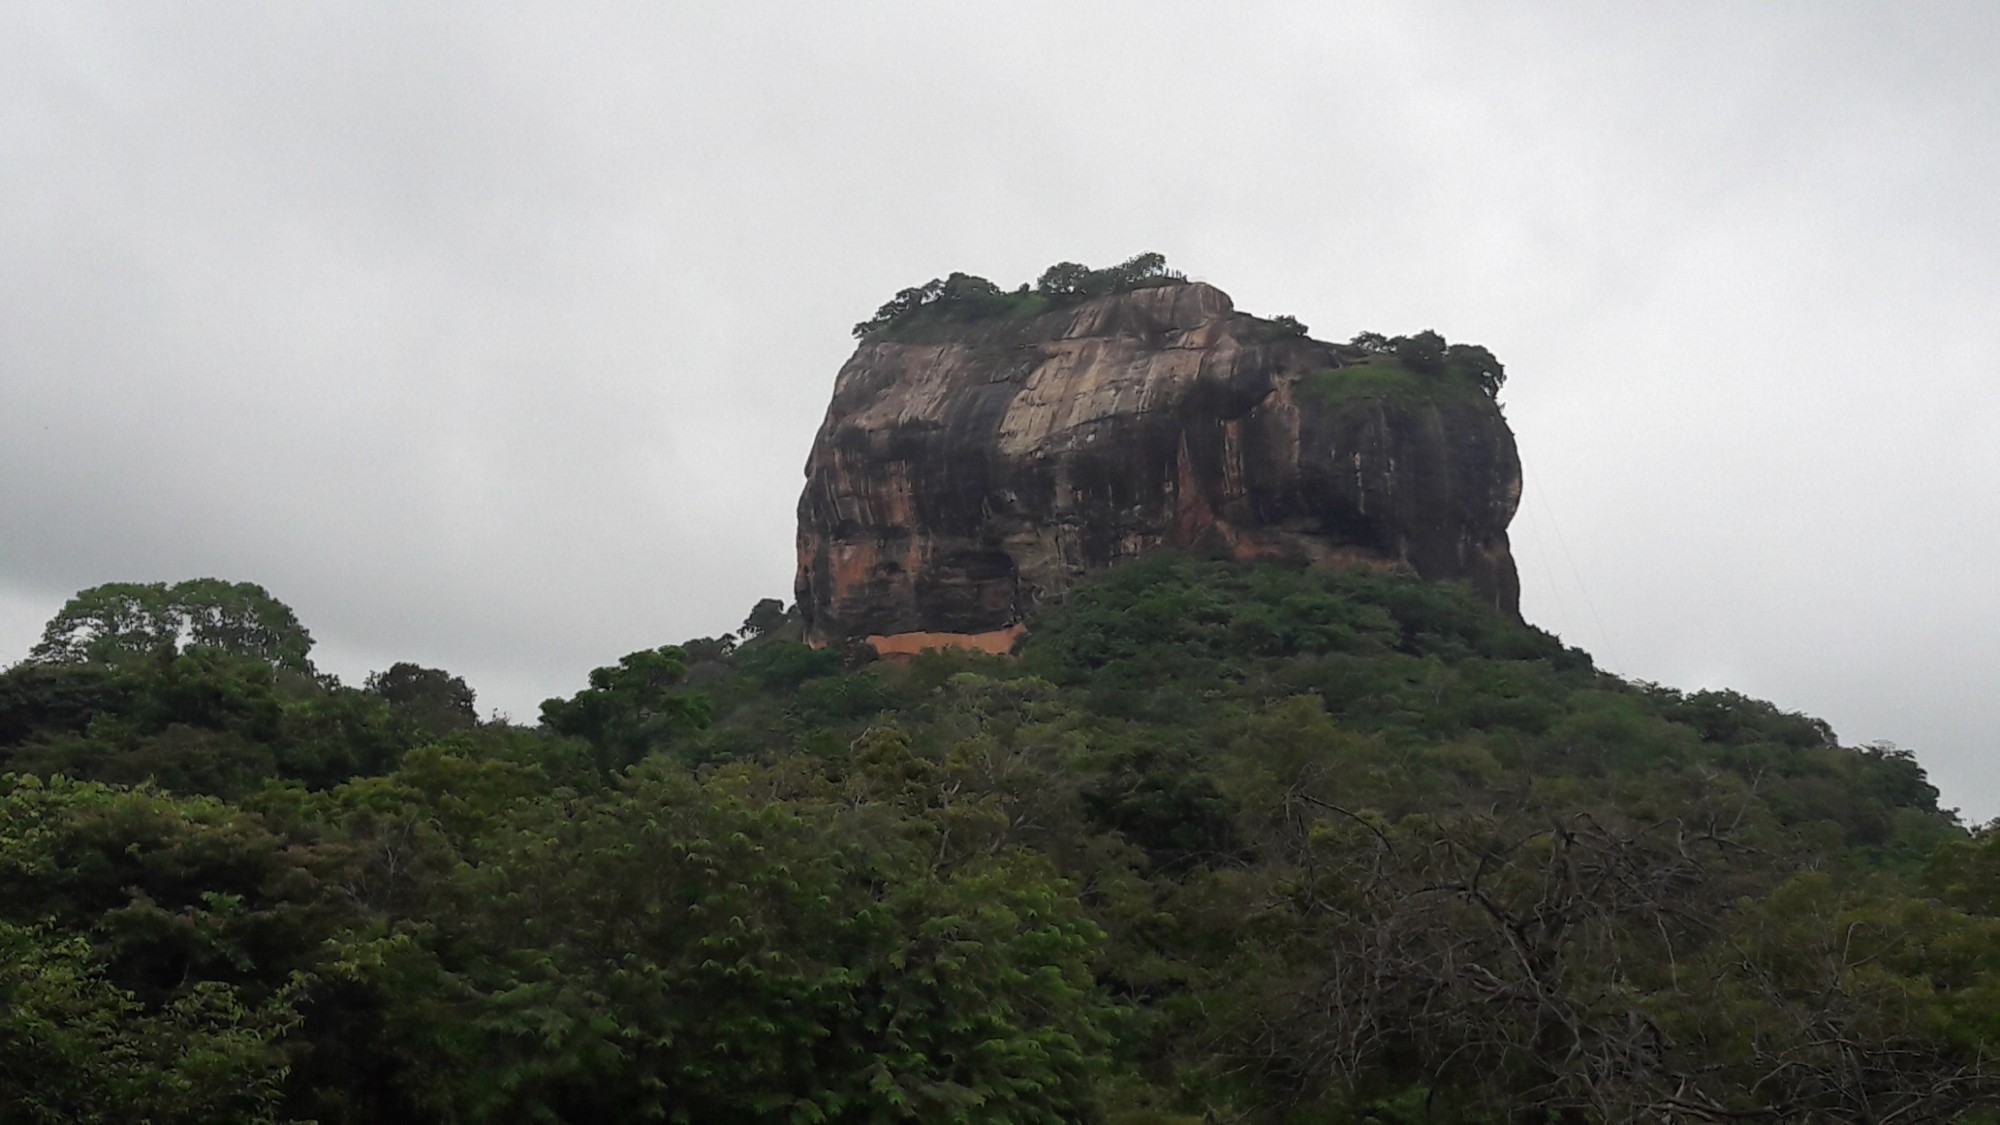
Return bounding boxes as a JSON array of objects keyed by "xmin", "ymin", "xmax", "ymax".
[{"xmin": 795, "ymin": 280, "xmax": 1522, "ymax": 652}]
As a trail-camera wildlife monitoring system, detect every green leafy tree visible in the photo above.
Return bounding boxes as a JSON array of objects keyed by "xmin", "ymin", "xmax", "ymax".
[
  {"xmin": 364, "ymin": 662, "xmax": 478, "ymax": 733},
  {"xmin": 735, "ymin": 640, "xmax": 841, "ymax": 691},
  {"xmin": 1391, "ymin": 329, "xmax": 1448, "ymax": 377},
  {"xmin": 538, "ymin": 646, "xmax": 712, "ymax": 771},
  {"xmin": 0, "ymin": 921, "xmax": 301, "ymax": 1125},
  {"xmin": 0, "ymin": 774, "xmax": 341, "ymax": 1007},
  {"xmin": 1927, "ymin": 824, "xmax": 2000, "ymax": 915},
  {"xmin": 739, "ymin": 597, "xmax": 789, "ymax": 640},
  {"xmin": 1444, "ymin": 341, "xmax": 1506, "ymax": 397},
  {"xmin": 0, "ymin": 773, "xmax": 360, "ymax": 1122},
  {"xmin": 370, "ymin": 760, "xmax": 1112, "ymax": 1123},
  {"xmin": 1, "ymin": 646, "xmax": 410, "ymax": 796},
  {"xmin": 1114, "ymin": 250, "xmax": 1170, "ymax": 284},
  {"xmin": 857, "ymin": 254, "xmax": 1179, "ymax": 337},
  {"xmin": 1038, "ymin": 253, "xmax": 1174, "ymax": 301},
  {"xmin": 852, "ymin": 272, "xmax": 1012, "ymax": 338},
  {"xmin": 30, "ymin": 579, "xmax": 315, "ymax": 673},
  {"xmin": 0, "ymin": 662, "xmax": 133, "ymax": 746},
  {"xmin": 1034, "ymin": 260, "xmax": 1092, "ymax": 299}
]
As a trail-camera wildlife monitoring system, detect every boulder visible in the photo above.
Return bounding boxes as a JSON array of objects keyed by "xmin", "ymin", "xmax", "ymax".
[{"xmin": 795, "ymin": 280, "xmax": 1522, "ymax": 650}]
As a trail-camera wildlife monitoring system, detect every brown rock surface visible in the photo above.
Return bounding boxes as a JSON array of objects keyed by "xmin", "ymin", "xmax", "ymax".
[{"xmin": 795, "ymin": 281, "xmax": 1522, "ymax": 649}]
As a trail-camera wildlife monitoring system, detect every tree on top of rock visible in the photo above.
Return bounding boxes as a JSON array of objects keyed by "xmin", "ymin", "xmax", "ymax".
[
  {"xmin": 855, "ymin": 253, "xmax": 1183, "ymax": 338},
  {"xmin": 1035, "ymin": 252, "xmax": 1176, "ymax": 300}
]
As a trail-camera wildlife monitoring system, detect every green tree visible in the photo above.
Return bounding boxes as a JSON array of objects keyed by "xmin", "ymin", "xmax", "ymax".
[
  {"xmin": 1, "ymin": 646, "xmax": 411, "ymax": 796},
  {"xmin": 29, "ymin": 579, "xmax": 315, "ymax": 673},
  {"xmin": 0, "ymin": 921, "xmax": 301, "ymax": 1125},
  {"xmin": 364, "ymin": 662, "xmax": 478, "ymax": 733},
  {"xmin": 1035, "ymin": 260, "xmax": 1092, "ymax": 299},
  {"xmin": 851, "ymin": 272, "xmax": 1010, "ymax": 338},
  {"xmin": 0, "ymin": 773, "xmax": 357, "ymax": 1121},
  {"xmin": 739, "ymin": 597, "xmax": 789, "ymax": 640},
  {"xmin": 538, "ymin": 646, "xmax": 711, "ymax": 771},
  {"xmin": 1391, "ymin": 329, "xmax": 1448, "ymax": 377},
  {"xmin": 1112, "ymin": 250, "xmax": 1170, "ymax": 285},
  {"xmin": 1037, "ymin": 253, "xmax": 1173, "ymax": 300},
  {"xmin": 1927, "ymin": 824, "xmax": 2000, "ymax": 915},
  {"xmin": 370, "ymin": 760, "xmax": 1112, "ymax": 1123},
  {"xmin": 0, "ymin": 774, "xmax": 341, "ymax": 1007},
  {"xmin": 1444, "ymin": 341, "xmax": 1506, "ymax": 397}
]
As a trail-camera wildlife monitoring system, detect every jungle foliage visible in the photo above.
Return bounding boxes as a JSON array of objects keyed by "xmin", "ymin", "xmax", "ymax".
[{"xmin": 0, "ymin": 560, "xmax": 1994, "ymax": 1123}]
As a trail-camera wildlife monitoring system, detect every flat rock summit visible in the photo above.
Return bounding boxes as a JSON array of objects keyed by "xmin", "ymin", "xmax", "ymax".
[{"xmin": 795, "ymin": 263, "xmax": 1523, "ymax": 653}]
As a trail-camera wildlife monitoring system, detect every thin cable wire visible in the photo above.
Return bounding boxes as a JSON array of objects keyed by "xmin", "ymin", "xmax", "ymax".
[
  {"xmin": 1531, "ymin": 475, "xmax": 1624, "ymax": 675},
  {"xmin": 1518, "ymin": 477, "xmax": 1572, "ymax": 645}
]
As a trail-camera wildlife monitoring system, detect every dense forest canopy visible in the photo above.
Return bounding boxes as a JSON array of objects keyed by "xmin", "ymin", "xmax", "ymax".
[{"xmin": 1, "ymin": 564, "xmax": 1995, "ymax": 1123}]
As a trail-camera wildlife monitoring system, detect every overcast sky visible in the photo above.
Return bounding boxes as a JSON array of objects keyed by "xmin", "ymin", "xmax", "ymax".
[{"xmin": 3, "ymin": 2, "xmax": 1995, "ymax": 820}]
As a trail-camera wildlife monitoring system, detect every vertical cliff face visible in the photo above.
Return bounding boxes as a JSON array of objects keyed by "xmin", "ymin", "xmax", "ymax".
[{"xmin": 795, "ymin": 281, "xmax": 1522, "ymax": 650}]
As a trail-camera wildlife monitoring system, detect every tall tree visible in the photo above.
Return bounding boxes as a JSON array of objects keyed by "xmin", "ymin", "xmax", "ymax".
[
  {"xmin": 738, "ymin": 597, "xmax": 789, "ymax": 640},
  {"xmin": 29, "ymin": 579, "xmax": 315, "ymax": 673},
  {"xmin": 364, "ymin": 662, "xmax": 478, "ymax": 732},
  {"xmin": 538, "ymin": 646, "xmax": 711, "ymax": 771}
]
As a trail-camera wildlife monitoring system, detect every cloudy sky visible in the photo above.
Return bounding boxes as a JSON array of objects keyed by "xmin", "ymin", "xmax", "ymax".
[{"xmin": 4, "ymin": 2, "xmax": 1995, "ymax": 819}]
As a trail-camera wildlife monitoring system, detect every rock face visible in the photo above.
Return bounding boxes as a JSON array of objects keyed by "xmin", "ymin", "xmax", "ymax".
[{"xmin": 795, "ymin": 281, "xmax": 1522, "ymax": 650}]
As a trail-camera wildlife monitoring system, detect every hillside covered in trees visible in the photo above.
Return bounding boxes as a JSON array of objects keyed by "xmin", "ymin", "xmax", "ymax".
[{"xmin": 2, "ymin": 564, "xmax": 1996, "ymax": 1123}]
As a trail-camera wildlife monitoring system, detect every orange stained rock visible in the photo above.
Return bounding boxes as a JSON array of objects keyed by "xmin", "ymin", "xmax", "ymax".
[{"xmin": 864, "ymin": 624, "xmax": 1026, "ymax": 660}]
